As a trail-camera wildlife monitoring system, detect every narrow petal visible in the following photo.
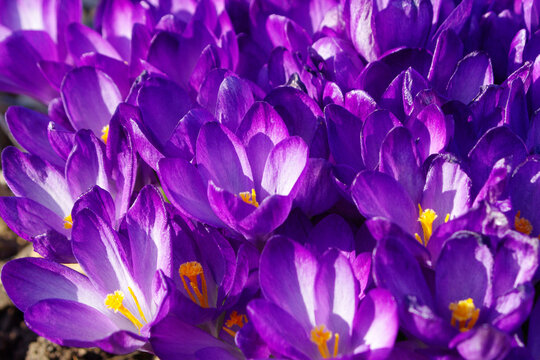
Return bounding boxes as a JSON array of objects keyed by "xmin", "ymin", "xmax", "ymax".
[
  {"xmin": 351, "ymin": 171, "xmax": 417, "ymax": 234},
  {"xmin": 260, "ymin": 236, "xmax": 317, "ymax": 330},
  {"xmin": 61, "ymin": 66, "xmax": 121, "ymax": 135}
]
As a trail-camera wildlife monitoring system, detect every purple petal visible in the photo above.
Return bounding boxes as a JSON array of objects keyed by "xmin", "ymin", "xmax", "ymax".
[
  {"xmin": 236, "ymin": 101, "xmax": 289, "ymax": 146},
  {"xmin": 353, "ymin": 288, "xmax": 398, "ymax": 356},
  {"xmin": 428, "ymin": 29, "xmax": 463, "ymax": 92},
  {"xmin": 325, "ymin": 104, "xmax": 364, "ymax": 171},
  {"xmin": 0, "ymin": 196, "xmax": 68, "ymax": 240},
  {"xmin": 2, "ymin": 146, "xmax": 72, "ymax": 216},
  {"xmin": 261, "ymin": 136, "xmax": 308, "ymax": 197},
  {"xmin": 408, "ymin": 104, "xmax": 450, "ymax": 162},
  {"xmin": 260, "ymin": 236, "xmax": 317, "ymax": 330},
  {"xmin": 468, "ymin": 126, "xmax": 527, "ymax": 194},
  {"xmin": 137, "ymin": 76, "xmax": 194, "ymax": 148},
  {"xmin": 1, "ymin": 257, "xmax": 100, "ymax": 312},
  {"xmin": 421, "ymin": 155, "xmax": 472, "ymax": 228},
  {"xmin": 435, "ymin": 232, "xmax": 493, "ymax": 319},
  {"xmin": 26, "ymin": 299, "xmax": 145, "ymax": 353},
  {"xmin": 361, "ymin": 110, "xmax": 401, "ymax": 170},
  {"xmin": 344, "ymin": 90, "xmax": 377, "ymax": 119},
  {"xmin": 446, "ymin": 52, "xmax": 494, "ymax": 104},
  {"xmin": 247, "ymin": 299, "xmax": 315, "ymax": 360},
  {"xmin": 66, "ymin": 22, "xmax": 122, "ymax": 61},
  {"xmin": 5, "ymin": 106, "xmax": 64, "ymax": 168},
  {"xmin": 308, "ymin": 214, "xmax": 354, "ymax": 253},
  {"xmin": 452, "ymin": 325, "xmax": 511, "ymax": 360},
  {"xmin": 61, "ymin": 66, "xmax": 121, "ymax": 135},
  {"xmin": 379, "ymin": 127, "xmax": 423, "ymax": 205},
  {"xmin": 158, "ymin": 157, "xmax": 223, "ymax": 227},
  {"xmin": 65, "ymin": 130, "xmax": 109, "ymax": 198},
  {"xmin": 196, "ymin": 122, "xmax": 253, "ymax": 194},
  {"xmin": 216, "ymin": 75, "xmax": 254, "ymax": 133},
  {"xmin": 315, "ymin": 250, "xmax": 358, "ymax": 337},
  {"xmin": 265, "ymin": 86, "xmax": 322, "ymax": 145},
  {"xmin": 351, "ymin": 171, "xmax": 417, "ymax": 234}
]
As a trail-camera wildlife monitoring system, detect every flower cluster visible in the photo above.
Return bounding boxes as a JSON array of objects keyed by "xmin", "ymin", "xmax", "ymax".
[{"xmin": 0, "ymin": 0, "xmax": 539, "ymax": 359}]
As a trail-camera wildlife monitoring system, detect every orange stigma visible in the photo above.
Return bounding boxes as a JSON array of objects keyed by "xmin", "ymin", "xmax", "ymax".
[
  {"xmin": 179, "ymin": 261, "xmax": 209, "ymax": 308},
  {"xmin": 239, "ymin": 189, "xmax": 259, "ymax": 207},
  {"xmin": 515, "ymin": 211, "xmax": 533, "ymax": 236},
  {"xmin": 310, "ymin": 325, "xmax": 339, "ymax": 359},
  {"xmin": 449, "ymin": 298, "xmax": 480, "ymax": 332},
  {"xmin": 222, "ymin": 311, "xmax": 248, "ymax": 337}
]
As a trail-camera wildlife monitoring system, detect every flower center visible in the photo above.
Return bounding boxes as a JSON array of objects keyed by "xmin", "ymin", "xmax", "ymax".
[
  {"xmin": 414, "ymin": 204, "xmax": 449, "ymax": 246},
  {"xmin": 104, "ymin": 287, "xmax": 147, "ymax": 332},
  {"xmin": 179, "ymin": 261, "xmax": 209, "ymax": 308},
  {"xmin": 448, "ymin": 298, "xmax": 479, "ymax": 332},
  {"xmin": 222, "ymin": 311, "xmax": 248, "ymax": 337},
  {"xmin": 239, "ymin": 188, "xmax": 259, "ymax": 207},
  {"xmin": 310, "ymin": 325, "xmax": 339, "ymax": 359},
  {"xmin": 101, "ymin": 125, "xmax": 110, "ymax": 144},
  {"xmin": 515, "ymin": 211, "xmax": 533, "ymax": 236},
  {"xmin": 63, "ymin": 214, "xmax": 73, "ymax": 229}
]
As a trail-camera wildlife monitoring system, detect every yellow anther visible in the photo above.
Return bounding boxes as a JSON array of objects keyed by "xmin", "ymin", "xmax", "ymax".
[
  {"xmin": 445, "ymin": 213, "xmax": 450, "ymax": 223},
  {"xmin": 179, "ymin": 261, "xmax": 209, "ymax": 308},
  {"xmin": 239, "ymin": 188, "xmax": 259, "ymax": 207},
  {"xmin": 310, "ymin": 325, "xmax": 339, "ymax": 359},
  {"xmin": 449, "ymin": 298, "xmax": 480, "ymax": 332},
  {"xmin": 105, "ymin": 290, "xmax": 144, "ymax": 331},
  {"xmin": 222, "ymin": 311, "xmax": 248, "ymax": 337},
  {"xmin": 63, "ymin": 214, "xmax": 73, "ymax": 229},
  {"xmin": 515, "ymin": 211, "xmax": 533, "ymax": 236},
  {"xmin": 414, "ymin": 204, "xmax": 438, "ymax": 246},
  {"xmin": 101, "ymin": 125, "xmax": 110, "ymax": 144}
]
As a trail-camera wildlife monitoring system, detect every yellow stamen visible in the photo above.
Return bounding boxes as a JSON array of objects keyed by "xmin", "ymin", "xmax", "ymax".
[
  {"xmin": 414, "ymin": 204, "xmax": 438, "ymax": 246},
  {"xmin": 445, "ymin": 213, "xmax": 450, "ymax": 223},
  {"xmin": 179, "ymin": 261, "xmax": 209, "ymax": 308},
  {"xmin": 222, "ymin": 311, "xmax": 248, "ymax": 337},
  {"xmin": 310, "ymin": 325, "xmax": 339, "ymax": 359},
  {"xmin": 63, "ymin": 214, "xmax": 73, "ymax": 229},
  {"xmin": 515, "ymin": 211, "xmax": 533, "ymax": 236},
  {"xmin": 128, "ymin": 287, "xmax": 147, "ymax": 323},
  {"xmin": 239, "ymin": 188, "xmax": 259, "ymax": 207},
  {"xmin": 101, "ymin": 125, "xmax": 110, "ymax": 144},
  {"xmin": 105, "ymin": 290, "xmax": 144, "ymax": 331},
  {"xmin": 449, "ymin": 298, "xmax": 480, "ymax": 332}
]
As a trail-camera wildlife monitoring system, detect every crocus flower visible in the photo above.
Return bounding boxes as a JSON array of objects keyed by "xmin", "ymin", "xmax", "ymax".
[
  {"xmin": 374, "ymin": 229, "xmax": 537, "ymax": 359},
  {"xmin": 1, "ymin": 185, "xmax": 173, "ymax": 354},
  {"xmin": 159, "ymin": 121, "xmax": 308, "ymax": 239},
  {"xmin": 0, "ymin": 125, "xmax": 136, "ymax": 262},
  {"xmin": 248, "ymin": 236, "xmax": 398, "ymax": 359}
]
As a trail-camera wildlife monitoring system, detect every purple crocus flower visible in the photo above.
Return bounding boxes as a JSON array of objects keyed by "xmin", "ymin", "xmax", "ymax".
[
  {"xmin": 0, "ymin": 185, "xmax": 172, "ymax": 354},
  {"xmin": 0, "ymin": 125, "xmax": 136, "ymax": 262},
  {"xmin": 247, "ymin": 236, "xmax": 398, "ymax": 359},
  {"xmin": 352, "ymin": 152, "xmax": 472, "ymax": 249},
  {"xmin": 159, "ymin": 121, "xmax": 308, "ymax": 240},
  {"xmin": 374, "ymin": 229, "xmax": 537, "ymax": 359}
]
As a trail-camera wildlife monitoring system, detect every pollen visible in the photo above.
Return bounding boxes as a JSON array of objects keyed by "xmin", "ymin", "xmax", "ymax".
[
  {"xmin": 179, "ymin": 261, "xmax": 209, "ymax": 308},
  {"xmin": 63, "ymin": 214, "xmax": 73, "ymax": 229},
  {"xmin": 310, "ymin": 325, "xmax": 339, "ymax": 359},
  {"xmin": 414, "ymin": 204, "xmax": 438, "ymax": 246},
  {"xmin": 515, "ymin": 211, "xmax": 533, "ymax": 236},
  {"xmin": 222, "ymin": 311, "xmax": 248, "ymax": 337},
  {"xmin": 239, "ymin": 188, "xmax": 259, "ymax": 207},
  {"xmin": 449, "ymin": 298, "xmax": 480, "ymax": 332},
  {"xmin": 105, "ymin": 288, "xmax": 147, "ymax": 332},
  {"xmin": 101, "ymin": 125, "xmax": 110, "ymax": 144}
]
